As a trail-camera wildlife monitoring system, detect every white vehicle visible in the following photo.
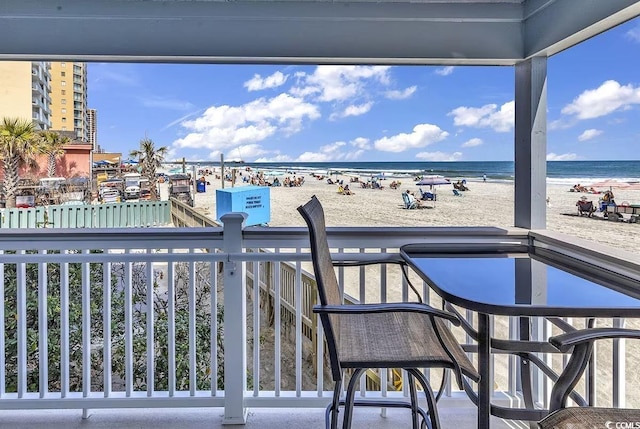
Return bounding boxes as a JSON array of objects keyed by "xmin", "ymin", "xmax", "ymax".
[{"xmin": 123, "ymin": 173, "xmax": 142, "ymax": 200}]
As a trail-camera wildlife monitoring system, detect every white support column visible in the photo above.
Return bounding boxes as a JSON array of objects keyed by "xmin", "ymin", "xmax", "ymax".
[
  {"xmin": 222, "ymin": 213, "xmax": 248, "ymax": 424},
  {"xmin": 514, "ymin": 57, "xmax": 547, "ymax": 229}
]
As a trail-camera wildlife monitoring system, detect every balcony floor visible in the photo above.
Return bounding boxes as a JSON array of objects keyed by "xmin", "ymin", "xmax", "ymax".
[{"xmin": 0, "ymin": 401, "xmax": 526, "ymax": 429}]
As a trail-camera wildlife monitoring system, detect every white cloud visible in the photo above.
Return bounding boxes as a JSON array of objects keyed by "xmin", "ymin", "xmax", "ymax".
[
  {"xmin": 562, "ymin": 80, "xmax": 640, "ymax": 120},
  {"xmin": 448, "ymin": 101, "xmax": 514, "ymax": 132},
  {"xmin": 350, "ymin": 137, "xmax": 371, "ymax": 150},
  {"xmin": 462, "ymin": 138, "xmax": 483, "ymax": 148},
  {"xmin": 290, "ymin": 65, "xmax": 390, "ymax": 102},
  {"xmin": 416, "ymin": 151, "xmax": 462, "ymax": 161},
  {"xmin": 547, "ymin": 152, "xmax": 578, "ymax": 161},
  {"xmin": 226, "ymin": 144, "xmax": 270, "ymax": 160},
  {"xmin": 435, "ymin": 66, "xmax": 455, "ymax": 76},
  {"xmin": 329, "ymin": 102, "xmax": 374, "ymax": 120},
  {"xmin": 374, "ymin": 124, "xmax": 449, "ymax": 153},
  {"xmin": 384, "ymin": 86, "xmax": 417, "ymax": 100},
  {"xmin": 172, "ymin": 93, "xmax": 320, "ymax": 152},
  {"xmin": 244, "ymin": 71, "xmax": 289, "ymax": 91},
  {"xmin": 295, "ymin": 140, "xmax": 365, "ymax": 162},
  {"xmin": 578, "ymin": 129, "xmax": 603, "ymax": 142},
  {"xmin": 626, "ymin": 25, "xmax": 640, "ymax": 43}
]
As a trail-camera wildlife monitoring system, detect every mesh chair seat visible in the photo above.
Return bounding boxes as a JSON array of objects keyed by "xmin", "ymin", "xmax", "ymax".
[
  {"xmin": 538, "ymin": 407, "xmax": 640, "ymax": 429},
  {"xmin": 298, "ymin": 195, "xmax": 480, "ymax": 429},
  {"xmin": 338, "ymin": 312, "xmax": 478, "ymax": 378}
]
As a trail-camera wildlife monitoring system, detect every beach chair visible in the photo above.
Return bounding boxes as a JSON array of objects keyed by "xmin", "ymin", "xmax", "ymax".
[
  {"xmin": 576, "ymin": 199, "xmax": 596, "ymax": 217},
  {"xmin": 538, "ymin": 328, "xmax": 640, "ymax": 429},
  {"xmin": 452, "ymin": 189, "xmax": 463, "ymax": 197},
  {"xmin": 402, "ymin": 192, "xmax": 417, "ymax": 209},
  {"xmin": 297, "ymin": 196, "xmax": 480, "ymax": 429},
  {"xmin": 419, "ymin": 188, "xmax": 436, "ymax": 201}
]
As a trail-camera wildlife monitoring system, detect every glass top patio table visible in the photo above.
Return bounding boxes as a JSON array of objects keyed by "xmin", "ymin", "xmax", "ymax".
[
  {"xmin": 400, "ymin": 244, "xmax": 640, "ymax": 318},
  {"xmin": 400, "ymin": 243, "xmax": 640, "ymax": 429}
]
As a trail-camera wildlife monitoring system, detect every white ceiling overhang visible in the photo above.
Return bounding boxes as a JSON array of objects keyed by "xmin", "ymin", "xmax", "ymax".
[{"xmin": 0, "ymin": 0, "xmax": 639, "ymax": 64}]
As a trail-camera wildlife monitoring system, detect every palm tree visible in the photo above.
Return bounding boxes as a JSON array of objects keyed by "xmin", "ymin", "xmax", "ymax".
[
  {"xmin": 0, "ymin": 117, "xmax": 41, "ymax": 208},
  {"xmin": 39, "ymin": 130, "xmax": 70, "ymax": 177},
  {"xmin": 130, "ymin": 138, "xmax": 167, "ymax": 201}
]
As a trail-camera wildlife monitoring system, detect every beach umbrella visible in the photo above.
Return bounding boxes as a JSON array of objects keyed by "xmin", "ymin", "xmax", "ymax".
[
  {"xmin": 414, "ymin": 176, "xmax": 451, "ymax": 208},
  {"xmin": 588, "ymin": 179, "xmax": 630, "ymax": 189}
]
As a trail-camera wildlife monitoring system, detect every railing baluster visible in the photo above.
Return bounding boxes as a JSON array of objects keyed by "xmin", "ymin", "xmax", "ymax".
[
  {"xmin": 168, "ymin": 250, "xmax": 176, "ymax": 397},
  {"xmin": 508, "ymin": 316, "xmax": 518, "ymax": 396},
  {"xmin": 146, "ymin": 252, "xmax": 154, "ymax": 396},
  {"xmin": 82, "ymin": 249, "xmax": 91, "ymax": 418},
  {"xmin": 38, "ymin": 250, "xmax": 48, "ymax": 398},
  {"xmin": 380, "ymin": 249, "xmax": 388, "ymax": 410},
  {"xmin": 189, "ymin": 250, "xmax": 196, "ymax": 396},
  {"xmin": 60, "ymin": 251, "xmax": 69, "ymax": 397},
  {"xmin": 359, "ymin": 248, "xmax": 366, "ymax": 397},
  {"xmin": 295, "ymin": 249, "xmax": 302, "ymax": 397},
  {"xmin": 274, "ymin": 254, "xmax": 281, "ymax": 396},
  {"xmin": 613, "ymin": 317, "xmax": 626, "ymax": 408},
  {"xmin": 103, "ymin": 260, "xmax": 112, "ymax": 397},
  {"xmin": 17, "ymin": 250, "xmax": 27, "ymax": 398},
  {"xmin": 253, "ymin": 257, "xmax": 260, "ymax": 397},
  {"xmin": 316, "ymin": 311, "xmax": 324, "ymax": 397},
  {"xmin": 211, "ymin": 252, "xmax": 219, "ymax": 397},
  {"xmin": 124, "ymin": 251, "xmax": 133, "ymax": 397}
]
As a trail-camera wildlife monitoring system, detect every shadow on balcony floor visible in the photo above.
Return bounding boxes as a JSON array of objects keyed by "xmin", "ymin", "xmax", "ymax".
[{"xmin": 0, "ymin": 406, "xmax": 526, "ymax": 428}]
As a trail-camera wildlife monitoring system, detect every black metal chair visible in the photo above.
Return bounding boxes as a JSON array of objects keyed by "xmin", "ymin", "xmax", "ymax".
[
  {"xmin": 297, "ymin": 195, "xmax": 480, "ymax": 429},
  {"xmin": 538, "ymin": 327, "xmax": 640, "ymax": 429}
]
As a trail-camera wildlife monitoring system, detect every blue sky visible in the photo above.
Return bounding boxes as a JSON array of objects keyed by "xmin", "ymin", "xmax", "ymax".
[{"xmin": 89, "ymin": 17, "xmax": 640, "ymax": 163}]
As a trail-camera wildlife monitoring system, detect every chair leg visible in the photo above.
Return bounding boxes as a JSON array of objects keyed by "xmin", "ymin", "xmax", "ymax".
[
  {"xmin": 408, "ymin": 368, "xmax": 441, "ymax": 429},
  {"xmin": 407, "ymin": 371, "xmax": 420, "ymax": 429},
  {"xmin": 342, "ymin": 368, "xmax": 365, "ymax": 429},
  {"xmin": 327, "ymin": 379, "xmax": 343, "ymax": 429}
]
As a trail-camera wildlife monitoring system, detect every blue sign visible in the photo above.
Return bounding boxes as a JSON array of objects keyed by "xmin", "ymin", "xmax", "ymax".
[{"xmin": 216, "ymin": 186, "xmax": 271, "ymax": 226}]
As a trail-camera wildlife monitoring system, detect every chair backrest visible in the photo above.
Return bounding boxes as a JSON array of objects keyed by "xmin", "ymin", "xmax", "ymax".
[{"xmin": 297, "ymin": 196, "xmax": 343, "ymax": 379}]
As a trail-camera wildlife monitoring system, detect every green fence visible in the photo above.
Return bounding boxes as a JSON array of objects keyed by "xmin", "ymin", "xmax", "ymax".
[{"xmin": 0, "ymin": 201, "xmax": 171, "ymax": 228}]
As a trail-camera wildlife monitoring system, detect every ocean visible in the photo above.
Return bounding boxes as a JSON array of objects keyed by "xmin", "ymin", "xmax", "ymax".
[{"xmin": 174, "ymin": 161, "xmax": 640, "ymax": 186}]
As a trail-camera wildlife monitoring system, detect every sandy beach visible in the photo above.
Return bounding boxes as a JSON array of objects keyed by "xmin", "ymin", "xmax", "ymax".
[
  {"xmin": 190, "ymin": 172, "xmax": 640, "ymax": 406},
  {"xmin": 193, "ymin": 172, "xmax": 640, "ymax": 254}
]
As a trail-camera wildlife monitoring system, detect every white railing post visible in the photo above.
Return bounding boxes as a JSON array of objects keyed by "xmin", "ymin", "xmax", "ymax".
[{"xmin": 221, "ymin": 213, "xmax": 248, "ymax": 424}]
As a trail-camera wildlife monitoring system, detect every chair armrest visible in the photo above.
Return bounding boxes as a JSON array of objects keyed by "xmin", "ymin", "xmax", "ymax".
[
  {"xmin": 550, "ymin": 328, "xmax": 640, "ymax": 353},
  {"xmin": 549, "ymin": 328, "xmax": 640, "ymax": 411},
  {"xmin": 313, "ymin": 303, "xmax": 461, "ymax": 326}
]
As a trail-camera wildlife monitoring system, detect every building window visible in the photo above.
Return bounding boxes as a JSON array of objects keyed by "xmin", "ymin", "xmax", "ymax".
[
  {"xmin": 61, "ymin": 90, "xmax": 66, "ymax": 95},
  {"xmin": 62, "ymin": 126, "xmax": 67, "ymax": 131},
  {"xmin": 61, "ymin": 71, "xmax": 66, "ymax": 77},
  {"xmin": 61, "ymin": 81, "xmax": 66, "ymax": 86},
  {"xmin": 61, "ymin": 62, "xmax": 66, "ymax": 67},
  {"xmin": 61, "ymin": 99, "xmax": 67, "ymax": 104},
  {"xmin": 62, "ymin": 118, "xmax": 66, "ymax": 122},
  {"xmin": 61, "ymin": 108, "xmax": 66, "ymax": 114}
]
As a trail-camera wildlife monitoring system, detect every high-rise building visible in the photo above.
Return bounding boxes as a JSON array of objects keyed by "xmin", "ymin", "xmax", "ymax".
[
  {"xmin": 0, "ymin": 61, "xmax": 52, "ymax": 130},
  {"xmin": 49, "ymin": 62, "xmax": 88, "ymax": 141},
  {"xmin": 87, "ymin": 108, "xmax": 97, "ymax": 149}
]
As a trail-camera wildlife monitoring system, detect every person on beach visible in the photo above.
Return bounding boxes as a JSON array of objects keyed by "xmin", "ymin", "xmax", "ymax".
[{"xmin": 483, "ymin": 174, "xmax": 487, "ymax": 182}]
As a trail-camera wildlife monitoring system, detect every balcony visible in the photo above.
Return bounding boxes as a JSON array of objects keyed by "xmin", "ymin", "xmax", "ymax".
[{"xmin": 0, "ymin": 219, "xmax": 637, "ymax": 428}]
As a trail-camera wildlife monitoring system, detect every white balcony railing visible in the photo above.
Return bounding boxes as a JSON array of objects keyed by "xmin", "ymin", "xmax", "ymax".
[{"xmin": 0, "ymin": 218, "xmax": 637, "ymax": 425}]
